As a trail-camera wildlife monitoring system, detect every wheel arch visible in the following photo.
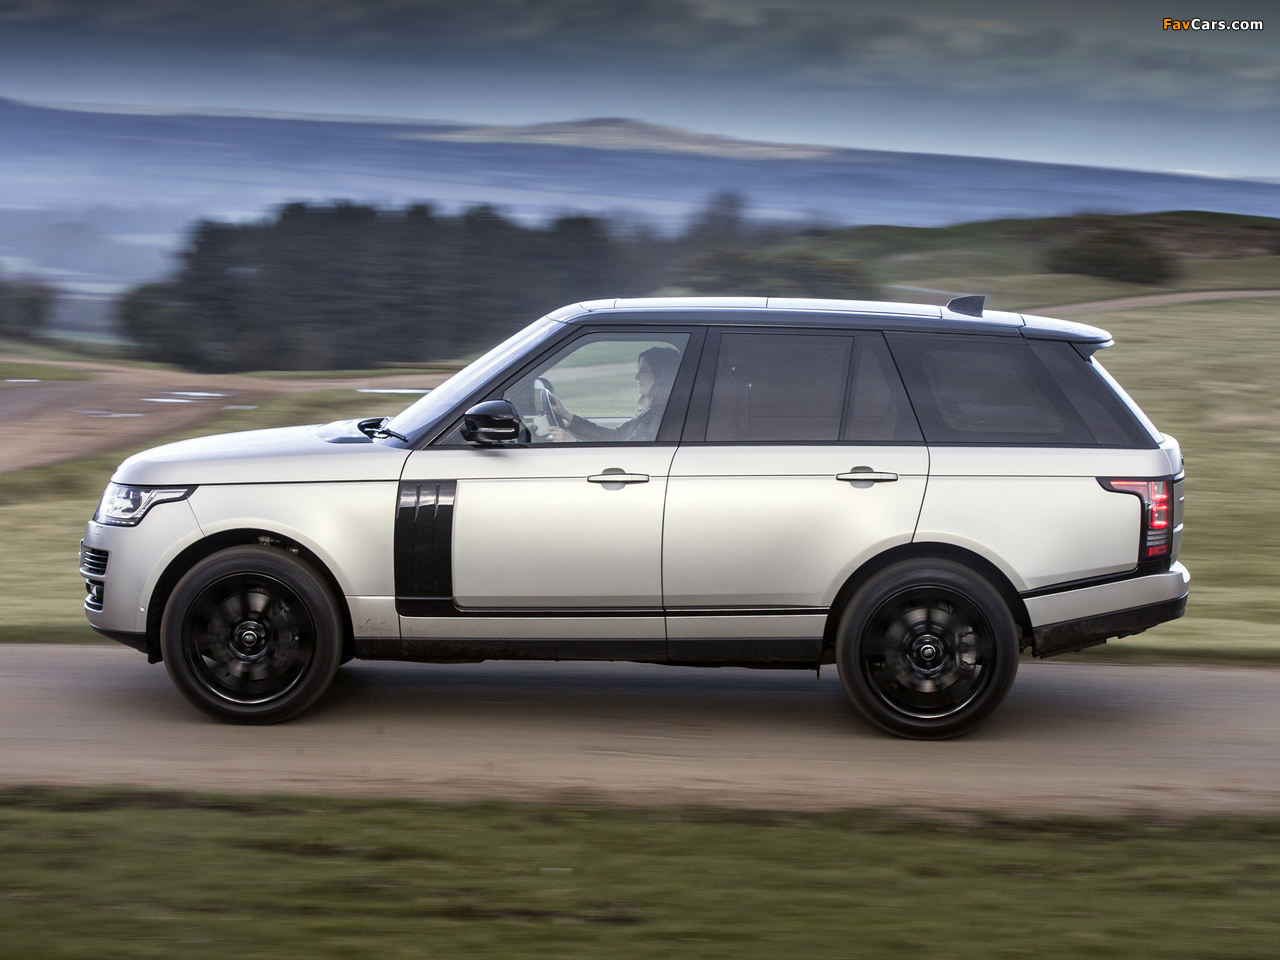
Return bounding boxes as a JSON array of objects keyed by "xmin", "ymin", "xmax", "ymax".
[
  {"xmin": 821, "ymin": 542, "xmax": 1032, "ymax": 662},
  {"xmin": 144, "ymin": 529, "xmax": 354, "ymax": 664}
]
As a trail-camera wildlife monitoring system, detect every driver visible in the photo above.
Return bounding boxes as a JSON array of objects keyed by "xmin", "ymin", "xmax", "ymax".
[{"xmin": 546, "ymin": 346, "xmax": 681, "ymax": 443}]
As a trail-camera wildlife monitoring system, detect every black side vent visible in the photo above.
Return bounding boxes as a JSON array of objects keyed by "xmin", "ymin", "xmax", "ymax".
[
  {"xmin": 394, "ymin": 480, "xmax": 456, "ymax": 602},
  {"xmin": 80, "ymin": 542, "xmax": 109, "ymax": 577}
]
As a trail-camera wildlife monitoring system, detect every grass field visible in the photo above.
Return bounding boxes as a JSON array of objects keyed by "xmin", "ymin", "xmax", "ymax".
[
  {"xmin": 0, "ymin": 389, "xmax": 418, "ymax": 643},
  {"xmin": 1071, "ymin": 296, "xmax": 1280, "ymax": 661},
  {"xmin": 787, "ymin": 211, "xmax": 1280, "ymax": 287},
  {"xmin": 0, "ymin": 359, "xmax": 94, "ymax": 381},
  {"xmin": 896, "ymin": 258, "xmax": 1280, "ymax": 311},
  {"xmin": 242, "ymin": 364, "xmax": 468, "ymax": 379},
  {"xmin": 0, "ymin": 787, "xmax": 1278, "ymax": 959},
  {"xmin": 0, "ymin": 335, "xmax": 172, "ymax": 367}
]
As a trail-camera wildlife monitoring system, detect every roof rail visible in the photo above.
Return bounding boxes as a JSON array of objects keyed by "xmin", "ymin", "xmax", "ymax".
[{"xmin": 946, "ymin": 295, "xmax": 985, "ymax": 317}]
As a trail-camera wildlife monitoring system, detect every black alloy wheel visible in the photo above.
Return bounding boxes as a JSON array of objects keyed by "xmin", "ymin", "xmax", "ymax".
[
  {"xmin": 836, "ymin": 559, "xmax": 1019, "ymax": 739},
  {"xmin": 161, "ymin": 546, "xmax": 343, "ymax": 723}
]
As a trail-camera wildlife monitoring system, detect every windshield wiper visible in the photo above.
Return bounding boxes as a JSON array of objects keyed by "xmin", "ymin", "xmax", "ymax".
[{"xmin": 357, "ymin": 416, "xmax": 410, "ymax": 443}]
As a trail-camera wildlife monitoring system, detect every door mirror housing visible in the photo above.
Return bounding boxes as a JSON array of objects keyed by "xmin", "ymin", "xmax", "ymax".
[{"xmin": 461, "ymin": 400, "xmax": 530, "ymax": 445}]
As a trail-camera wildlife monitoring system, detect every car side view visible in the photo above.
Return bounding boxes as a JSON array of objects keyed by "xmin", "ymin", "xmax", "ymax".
[{"xmin": 81, "ymin": 296, "xmax": 1188, "ymax": 738}]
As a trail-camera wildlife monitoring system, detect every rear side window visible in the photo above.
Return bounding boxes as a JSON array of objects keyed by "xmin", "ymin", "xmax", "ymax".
[
  {"xmin": 886, "ymin": 334, "xmax": 1095, "ymax": 445},
  {"xmin": 1027, "ymin": 340, "xmax": 1157, "ymax": 448},
  {"xmin": 707, "ymin": 333, "xmax": 852, "ymax": 441}
]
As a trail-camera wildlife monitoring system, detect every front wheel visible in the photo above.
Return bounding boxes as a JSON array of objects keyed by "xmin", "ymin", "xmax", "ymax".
[
  {"xmin": 836, "ymin": 559, "xmax": 1018, "ymax": 739},
  {"xmin": 161, "ymin": 545, "xmax": 343, "ymax": 723}
]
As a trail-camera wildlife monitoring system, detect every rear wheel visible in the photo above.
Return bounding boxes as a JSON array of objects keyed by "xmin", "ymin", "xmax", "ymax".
[
  {"xmin": 836, "ymin": 559, "xmax": 1018, "ymax": 739},
  {"xmin": 161, "ymin": 546, "xmax": 343, "ymax": 723}
]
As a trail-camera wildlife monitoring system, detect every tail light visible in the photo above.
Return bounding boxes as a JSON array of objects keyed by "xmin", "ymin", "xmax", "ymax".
[{"xmin": 1099, "ymin": 478, "xmax": 1171, "ymax": 558}]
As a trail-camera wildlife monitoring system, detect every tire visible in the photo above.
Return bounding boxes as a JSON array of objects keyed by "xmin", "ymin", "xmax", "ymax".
[
  {"xmin": 161, "ymin": 545, "xmax": 343, "ymax": 724},
  {"xmin": 836, "ymin": 558, "xmax": 1018, "ymax": 740}
]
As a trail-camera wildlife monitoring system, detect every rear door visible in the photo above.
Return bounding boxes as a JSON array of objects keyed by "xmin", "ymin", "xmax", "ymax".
[{"xmin": 661, "ymin": 329, "xmax": 928, "ymax": 661}]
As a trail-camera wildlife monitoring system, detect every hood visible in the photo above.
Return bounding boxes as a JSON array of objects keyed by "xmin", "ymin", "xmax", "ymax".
[{"xmin": 112, "ymin": 423, "xmax": 411, "ymax": 486}]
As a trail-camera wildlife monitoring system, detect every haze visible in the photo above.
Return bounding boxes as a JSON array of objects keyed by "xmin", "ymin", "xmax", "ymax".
[{"xmin": 0, "ymin": 0, "xmax": 1276, "ymax": 178}]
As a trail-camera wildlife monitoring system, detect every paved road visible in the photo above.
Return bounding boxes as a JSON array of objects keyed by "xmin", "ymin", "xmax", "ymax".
[{"xmin": 2, "ymin": 644, "xmax": 1278, "ymax": 816}]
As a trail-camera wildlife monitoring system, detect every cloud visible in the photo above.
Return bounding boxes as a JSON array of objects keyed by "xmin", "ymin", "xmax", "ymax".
[{"xmin": 2, "ymin": 0, "xmax": 1277, "ymax": 109}]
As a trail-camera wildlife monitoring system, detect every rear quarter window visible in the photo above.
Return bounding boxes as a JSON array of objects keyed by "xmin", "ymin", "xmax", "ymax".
[
  {"xmin": 1026, "ymin": 340, "xmax": 1157, "ymax": 448},
  {"xmin": 885, "ymin": 333, "xmax": 1095, "ymax": 445}
]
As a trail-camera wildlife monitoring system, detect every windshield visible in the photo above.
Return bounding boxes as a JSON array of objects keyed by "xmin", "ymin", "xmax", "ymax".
[{"xmin": 384, "ymin": 317, "xmax": 565, "ymax": 443}]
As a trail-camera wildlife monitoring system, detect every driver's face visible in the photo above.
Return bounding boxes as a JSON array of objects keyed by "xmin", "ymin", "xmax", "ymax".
[{"xmin": 635, "ymin": 359, "xmax": 655, "ymax": 400}]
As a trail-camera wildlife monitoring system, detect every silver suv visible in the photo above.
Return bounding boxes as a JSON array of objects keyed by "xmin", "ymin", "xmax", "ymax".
[{"xmin": 80, "ymin": 296, "xmax": 1188, "ymax": 738}]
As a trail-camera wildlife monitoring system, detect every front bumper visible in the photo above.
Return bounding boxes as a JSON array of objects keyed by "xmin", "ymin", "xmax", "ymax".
[
  {"xmin": 1024, "ymin": 562, "xmax": 1190, "ymax": 658},
  {"xmin": 80, "ymin": 499, "xmax": 205, "ymax": 636}
]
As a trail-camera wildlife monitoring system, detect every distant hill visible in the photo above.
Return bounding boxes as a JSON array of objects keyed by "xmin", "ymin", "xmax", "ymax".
[
  {"xmin": 407, "ymin": 117, "xmax": 839, "ymax": 160},
  {"xmin": 3, "ymin": 99, "xmax": 1280, "ymax": 329}
]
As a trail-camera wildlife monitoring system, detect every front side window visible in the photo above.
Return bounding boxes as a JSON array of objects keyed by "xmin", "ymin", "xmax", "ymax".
[{"xmin": 503, "ymin": 332, "xmax": 690, "ymax": 444}]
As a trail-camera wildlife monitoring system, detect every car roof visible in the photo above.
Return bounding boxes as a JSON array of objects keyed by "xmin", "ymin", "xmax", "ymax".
[{"xmin": 546, "ymin": 296, "xmax": 1112, "ymax": 344}]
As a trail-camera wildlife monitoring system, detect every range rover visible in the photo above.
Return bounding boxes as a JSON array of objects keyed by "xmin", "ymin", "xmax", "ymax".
[{"xmin": 81, "ymin": 296, "xmax": 1188, "ymax": 738}]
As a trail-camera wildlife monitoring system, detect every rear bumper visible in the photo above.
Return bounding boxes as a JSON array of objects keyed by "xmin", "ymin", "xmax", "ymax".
[{"xmin": 1025, "ymin": 562, "xmax": 1190, "ymax": 658}]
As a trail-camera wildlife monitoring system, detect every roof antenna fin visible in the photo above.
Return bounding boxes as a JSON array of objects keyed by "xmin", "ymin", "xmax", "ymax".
[{"xmin": 946, "ymin": 295, "xmax": 985, "ymax": 317}]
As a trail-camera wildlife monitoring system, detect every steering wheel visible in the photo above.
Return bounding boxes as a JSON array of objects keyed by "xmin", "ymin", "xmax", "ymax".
[{"xmin": 534, "ymin": 377, "xmax": 564, "ymax": 431}]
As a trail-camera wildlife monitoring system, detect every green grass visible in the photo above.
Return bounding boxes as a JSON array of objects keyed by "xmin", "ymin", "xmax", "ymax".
[
  {"xmin": 893, "ymin": 256, "xmax": 1280, "ymax": 311},
  {"xmin": 0, "ymin": 390, "xmax": 419, "ymax": 643},
  {"xmin": 0, "ymin": 787, "xmax": 1278, "ymax": 959},
  {"xmin": 785, "ymin": 210, "xmax": 1280, "ymax": 290},
  {"xmin": 1070, "ymin": 296, "xmax": 1280, "ymax": 661},
  {"xmin": 0, "ymin": 360, "xmax": 93, "ymax": 381},
  {"xmin": 0, "ymin": 336, "xmax": 102, "ymax": 363},
  {"xmin": 0, "ymin": 335, "xmax": 167, "ymax": 366},
  {"xmin": 242, "ymin": 366, "xmax": 462, "ymax": 379},
  {"xmin": 0, "ymin": 499, "xmax": 101, "ymax": 637}
]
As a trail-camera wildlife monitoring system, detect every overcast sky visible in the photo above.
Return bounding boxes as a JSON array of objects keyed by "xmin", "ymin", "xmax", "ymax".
[{"xmin": 1, "ymin": 0, "xmax": 1277, "ymax": 177}]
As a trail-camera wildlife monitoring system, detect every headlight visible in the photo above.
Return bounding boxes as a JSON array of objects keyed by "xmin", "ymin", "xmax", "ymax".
[{"xmin": 94, "ymin": 483, "xmax": 195, "ymax": 526}]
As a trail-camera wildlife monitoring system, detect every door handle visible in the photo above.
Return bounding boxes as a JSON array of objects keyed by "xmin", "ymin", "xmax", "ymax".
[
  {"xmin": 587, "ymin": 471, "xmax": 650, "ymax": 484},
  {"xmin": 836, "ymin": 468, "xmax": 898, "ymax": 483}
]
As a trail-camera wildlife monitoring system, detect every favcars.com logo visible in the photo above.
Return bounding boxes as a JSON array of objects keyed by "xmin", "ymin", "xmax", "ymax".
[{"xmin": 1164, "ymin": 18, "xmax": 1263, "ymax": 30}]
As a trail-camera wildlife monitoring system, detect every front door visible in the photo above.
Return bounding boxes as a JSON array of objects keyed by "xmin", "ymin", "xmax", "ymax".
[{"xmin": 398, "ymin": 329, "xmax": 695, "ymax": 654}]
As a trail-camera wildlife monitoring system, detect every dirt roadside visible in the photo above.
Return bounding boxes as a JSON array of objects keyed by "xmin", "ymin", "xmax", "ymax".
[
  {"xmin": 3, "ymin": 646, "xmax": 1279, "ymax": 817},
  {"xmin": 0, "ymin": 357, "xmax": 450, "ymax": 475}
]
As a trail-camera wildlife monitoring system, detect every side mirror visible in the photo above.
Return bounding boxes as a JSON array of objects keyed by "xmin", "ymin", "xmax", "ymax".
[{"xmin": 460, "ymin": 400, "xmax": 530, "ymax": 446}]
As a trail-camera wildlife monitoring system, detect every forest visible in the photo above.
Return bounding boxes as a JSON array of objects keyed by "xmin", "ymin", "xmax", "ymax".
[{"xmin": 117, "ymin": 196, "xmax": 875, "ymax": 371}]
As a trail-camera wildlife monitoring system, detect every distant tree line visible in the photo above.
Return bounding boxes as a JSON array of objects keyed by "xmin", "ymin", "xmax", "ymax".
[
  {"xmin": 0, "ymin": 276, "xmax": 54, "ymax": 340},
  {"xmin": 118, "ymin": 195, "xmax": 878, "ymax": 372},
  {"xmin": 1045, "ymin": 223, "xmax": 1179, "ymax": 285}
]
